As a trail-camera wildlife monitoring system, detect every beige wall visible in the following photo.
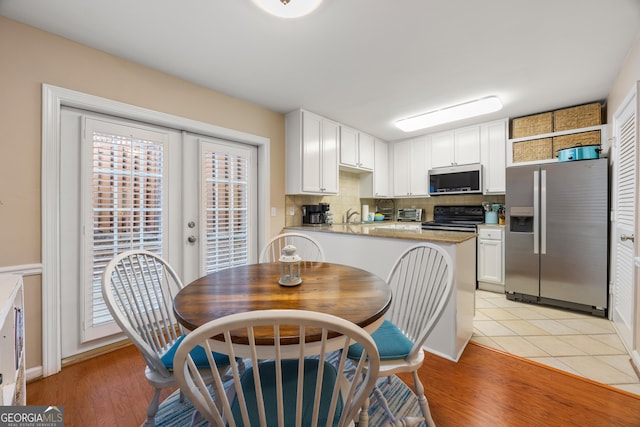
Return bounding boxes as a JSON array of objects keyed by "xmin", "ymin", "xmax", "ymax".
[
  {"xmin": 607, "ymin": 33, "xmax": 640, "ymax": 129},
  {"xmin": 606, "ymin": 33, "xmax": 640, "ymax": 357},
  {"xmin": 0, "ymin": 17, "xmax": 286, "ymax": 369}
]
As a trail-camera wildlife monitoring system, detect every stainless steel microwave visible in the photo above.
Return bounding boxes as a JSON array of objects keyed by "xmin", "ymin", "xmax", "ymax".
[{"xmin": 429, "ymin": 164, "xmax": 483, "ymax": 195}]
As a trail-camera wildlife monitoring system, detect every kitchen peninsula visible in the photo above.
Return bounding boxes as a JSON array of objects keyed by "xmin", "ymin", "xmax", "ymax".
[{"xmin": 284, "ymin": 223, "xmax": 476, "ymax": 362}]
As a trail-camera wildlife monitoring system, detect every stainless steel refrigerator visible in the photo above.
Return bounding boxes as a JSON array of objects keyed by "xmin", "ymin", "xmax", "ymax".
[{"xmin": 505, "ymin": 158, "xmax": 608, "ymax": 316}]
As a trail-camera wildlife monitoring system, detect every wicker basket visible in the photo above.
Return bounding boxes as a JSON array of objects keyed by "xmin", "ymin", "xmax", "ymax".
[
  {"xmin": 553, "ymin": 103, "xmax": 602, "ymax": 131},
  {"xmin": 511, "ymin": 112, "xmax": 553, "ymax": 139},
  {"xmin": 513, "ymin": 138, "xmax": 553, "ymax": 162},
  {"xmin": 552, "ymin": 131, "xmax": 601, "ymax": 157}
]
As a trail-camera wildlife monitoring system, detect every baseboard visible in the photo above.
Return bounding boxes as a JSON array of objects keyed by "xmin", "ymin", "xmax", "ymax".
[
  {"xmin": 26, "ymin": 366, "xmax": 43, "ymax": 383},
  {"xmin": 477, "ymin": 281, "xmax": 505, "ymax": 293}
]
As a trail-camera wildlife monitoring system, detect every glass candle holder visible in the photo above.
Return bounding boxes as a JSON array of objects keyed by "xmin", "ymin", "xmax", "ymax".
[{"xmin": 279, "ymin": 245, "xmax": 302, "ymax": 286}]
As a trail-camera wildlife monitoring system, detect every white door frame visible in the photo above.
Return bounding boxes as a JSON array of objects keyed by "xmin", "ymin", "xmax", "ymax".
[{"xmin": 42, "ymin": 84, "xmax": 270, "ymax": 376}]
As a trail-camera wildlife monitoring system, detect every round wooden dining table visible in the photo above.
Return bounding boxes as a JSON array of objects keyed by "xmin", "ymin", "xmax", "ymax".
[{"xmin": 173, "ymin": 261, "xmax": 392, "ymax": 345}]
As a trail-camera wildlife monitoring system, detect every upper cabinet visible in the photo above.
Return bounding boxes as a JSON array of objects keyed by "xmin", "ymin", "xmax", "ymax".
[
  {"xmin": 480, "ymin": 119, "xmax": 507, "ymax": 194},
  {"xmin": 430, "ymin": 125, "xmax": 481, "ymax": 168},
  {"xmin": 393, "ymin": 136, "xmax": 430, "ymax": 197},
  {"xmin": 286, "ymin": 109, "xmax": 339, "ymax": 195},
  {"xmin": 340, "ymin": 126, "xmax": 374, "ymax": 172},
  {"xmin": 360, "ymin": 138, "xmax": 390, "ymax": 198}
]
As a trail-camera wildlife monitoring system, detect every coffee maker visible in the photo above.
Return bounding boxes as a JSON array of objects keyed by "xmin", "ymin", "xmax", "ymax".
[{"xmin": 302, "ymin": 203, "xmax": 330, "ymax": 225}]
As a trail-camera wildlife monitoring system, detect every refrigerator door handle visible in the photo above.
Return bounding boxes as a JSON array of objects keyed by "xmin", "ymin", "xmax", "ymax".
[
  {"xmin": 533, "ymin": 170, "xmax": 539, "ymax": 255},
  {"xmin": 541, "ymin": 169, "xmax": 547, "ymax": 254}
]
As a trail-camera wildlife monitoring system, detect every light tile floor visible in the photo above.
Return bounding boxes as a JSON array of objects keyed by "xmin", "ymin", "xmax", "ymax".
[{"xmin": 471, "ymin": 290, "xmax": 640, "ymax": 396}]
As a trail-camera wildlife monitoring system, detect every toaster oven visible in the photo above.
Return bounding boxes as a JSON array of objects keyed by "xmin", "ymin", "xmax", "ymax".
[{"xmin": 397, "ymin": 208, "xmax": 423, "ymax": 222}]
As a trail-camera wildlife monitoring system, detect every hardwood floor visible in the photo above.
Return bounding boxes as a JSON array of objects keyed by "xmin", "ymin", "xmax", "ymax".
[{"xmin": 28, "ymin": 342, "xmax": 640, "ymax": 426}]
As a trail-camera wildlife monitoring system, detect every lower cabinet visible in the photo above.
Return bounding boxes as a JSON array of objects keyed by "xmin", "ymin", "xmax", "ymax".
[
  {"xmin": 0, "ymin": 274, "xmax": 26, "ymax": 406},
  {"xmin": 477, "ymin": 225, "xmax": 505, "ymax": 293},
  {"xmin": 294, "ymin": 229, "xmax": 476, "ymax": 362}
]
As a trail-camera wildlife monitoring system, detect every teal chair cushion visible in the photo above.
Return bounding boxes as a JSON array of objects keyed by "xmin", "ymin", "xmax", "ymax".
[
  {"xmin": 231, "ymin": 359, "xmax": 343, "ymax": 426},
  {"xmin": 348, "ymin": 320, "xmax": 414, "ymax": 360},
  {"xmin": 160, "ymin": 334, "xmax": 230, "ymax": 370}
]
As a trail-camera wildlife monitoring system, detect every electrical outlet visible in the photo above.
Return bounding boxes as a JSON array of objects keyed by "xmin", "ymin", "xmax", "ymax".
[
  {"xmin": 271, "ymin": 207, "xmax": 276, "ymax": 217},
  {"xmin": 289, "ymin": 207, "xmax": 295, "ymax": 216}
]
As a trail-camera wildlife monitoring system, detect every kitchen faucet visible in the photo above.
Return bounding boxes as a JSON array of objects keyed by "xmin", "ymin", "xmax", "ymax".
[{"xmin": 346, "ymin": 208, "xmax": 360, "ymax": 223}]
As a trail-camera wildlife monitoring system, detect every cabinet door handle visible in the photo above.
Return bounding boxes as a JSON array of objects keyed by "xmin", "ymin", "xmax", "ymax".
[{"xmin": 621, "ymin": 234, "xmax": 635, "ymax": 242}]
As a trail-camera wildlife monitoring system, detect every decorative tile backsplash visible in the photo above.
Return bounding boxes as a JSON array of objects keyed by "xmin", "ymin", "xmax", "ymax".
[{"xmin": 284, "ymin": 171, "xmax": 505, "ymax": 227}]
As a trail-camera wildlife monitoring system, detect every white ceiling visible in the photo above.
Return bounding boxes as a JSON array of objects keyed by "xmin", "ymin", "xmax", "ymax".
[{"xmin": 2, "ymin": 0, "xmax": 639, "ymax": 141}]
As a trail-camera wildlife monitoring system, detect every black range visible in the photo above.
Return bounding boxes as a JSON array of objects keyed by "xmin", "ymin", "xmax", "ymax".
[{"xmin": 421, "ymin": 205, "xmax": 484, "ymax": 232}]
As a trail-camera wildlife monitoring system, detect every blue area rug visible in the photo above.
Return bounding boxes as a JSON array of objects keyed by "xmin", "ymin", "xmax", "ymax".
[{"xmin": 155, "ymin": 374, "xmax": 421, "ymax": 426}]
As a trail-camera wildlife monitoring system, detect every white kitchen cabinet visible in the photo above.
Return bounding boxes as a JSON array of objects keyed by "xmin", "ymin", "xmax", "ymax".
[
  {"xmin": 357, "ymin": 132, "xmax": 375, "ymax": 170},
  {"xmin": 429, "ymin": 130, "xmax": 454, "ymax": 168},
  {"xmin": 430, "ymin": 125, "xmax": 481, "ymax": 168},
  {"xmin": 480, "ymin": 119, "xmax": 507, "ymax": 194},
  {"xmin": 454, "ymin": 126, "xmax": 481, "ymax": 165},
  {"xmin": 0, "ymin": 274, "xmax": 25, "ymax": 406},
  {"xmin": 286, "ymin": 109, "xmax": 339, "ymax": 195},
  {"xmin": 393, "ymin": 136, "xmax": 430, "ymax": 197},
  {"xmin": 340, "ymin": 125, "xmax": 374, "ymax": 171},
  {"xmin": 477, "ymin": 225, "xmax": 505, "ymax": 293},
  {"xmin": 360, "ymin": 138, "xmax": 390, "ymax": 198}
]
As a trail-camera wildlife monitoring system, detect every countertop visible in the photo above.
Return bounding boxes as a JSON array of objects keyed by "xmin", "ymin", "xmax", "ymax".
[{"xmin": 285, "ymin": 222, "xmax": 477, "ymax": 244}]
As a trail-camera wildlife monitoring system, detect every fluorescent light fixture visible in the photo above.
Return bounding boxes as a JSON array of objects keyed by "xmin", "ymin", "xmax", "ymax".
[
  {"xmin": 396, "ymin": 96, "xmax": 503, "ymax": 132},
  {"xmin": 252, "ymin": 0, "xmax": 322, "ymax": 18}
]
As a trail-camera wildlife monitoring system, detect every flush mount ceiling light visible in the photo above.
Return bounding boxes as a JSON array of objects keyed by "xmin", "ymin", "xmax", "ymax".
[
  {"xmin": 252, "ymin": 0, "xmax": 323, "ymax": 18},
  {"xmin": 395, "ymin": 96, "xmax": 503, "ymax": 132}
]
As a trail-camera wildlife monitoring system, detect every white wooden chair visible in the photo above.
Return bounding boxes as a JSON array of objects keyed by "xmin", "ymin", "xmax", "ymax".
[
  {"xmin": 101, "ymin": 250, "xmax": 231, "ymax": 427},
  {"xmin": 173, "ymin": 309, "xmax": 381, "ymax": 427},
  {"xmin": 259, "ymin": 232, "xmax": 325, "ymax": 263},
  {"xmin": 348, "ymin": 243, "xmax": 454, "ymax": 426}
]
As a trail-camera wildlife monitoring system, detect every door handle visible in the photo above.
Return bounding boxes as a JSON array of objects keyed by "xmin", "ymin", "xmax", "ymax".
[
  {"xmin": 540, "ymin": 169, "xmax": 547, "ymax": 255},
  {"xmin": 620, "ymin": 234, "xmax": 635, "ymax": 242},
  {"xmin": 187, "ymin": 235, "xmax": 197, "ymax": 243},
  {"xmin": 533, "ymin": 170, "xmax": 539, "ymax": 255}
]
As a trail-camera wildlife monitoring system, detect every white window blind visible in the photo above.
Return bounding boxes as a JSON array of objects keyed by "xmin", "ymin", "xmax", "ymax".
[
  {"xmin": 201, "ymin": 143, "xmax": 251, "ymax": 273},
  {"xmin": 82, "ymin": 118, "xmax": 167, "ymax": 341}
]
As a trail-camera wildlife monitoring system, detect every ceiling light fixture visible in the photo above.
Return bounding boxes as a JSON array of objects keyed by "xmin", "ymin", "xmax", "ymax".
[
  {"xmin": 252, "ymin": 0, "xmax": 323, "ymax": 19},
  {"xmin": 395, "ymin": 96, "xmax": 503, "ymax": 132}
]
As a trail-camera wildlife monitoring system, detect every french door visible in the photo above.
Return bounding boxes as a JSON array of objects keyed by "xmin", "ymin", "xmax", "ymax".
[
  {"xmin": 60, "ymin": 108, "xmax": 257, "ymax": 358},
  {"xmin": 181, "ymin": 133, "xmax": 258, "ymax": 284}
]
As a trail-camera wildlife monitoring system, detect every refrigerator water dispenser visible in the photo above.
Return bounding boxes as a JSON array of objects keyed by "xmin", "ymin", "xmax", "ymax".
[{"xmin": 509, "ymin": 206, "xmax": 534, "ymax": 233}]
